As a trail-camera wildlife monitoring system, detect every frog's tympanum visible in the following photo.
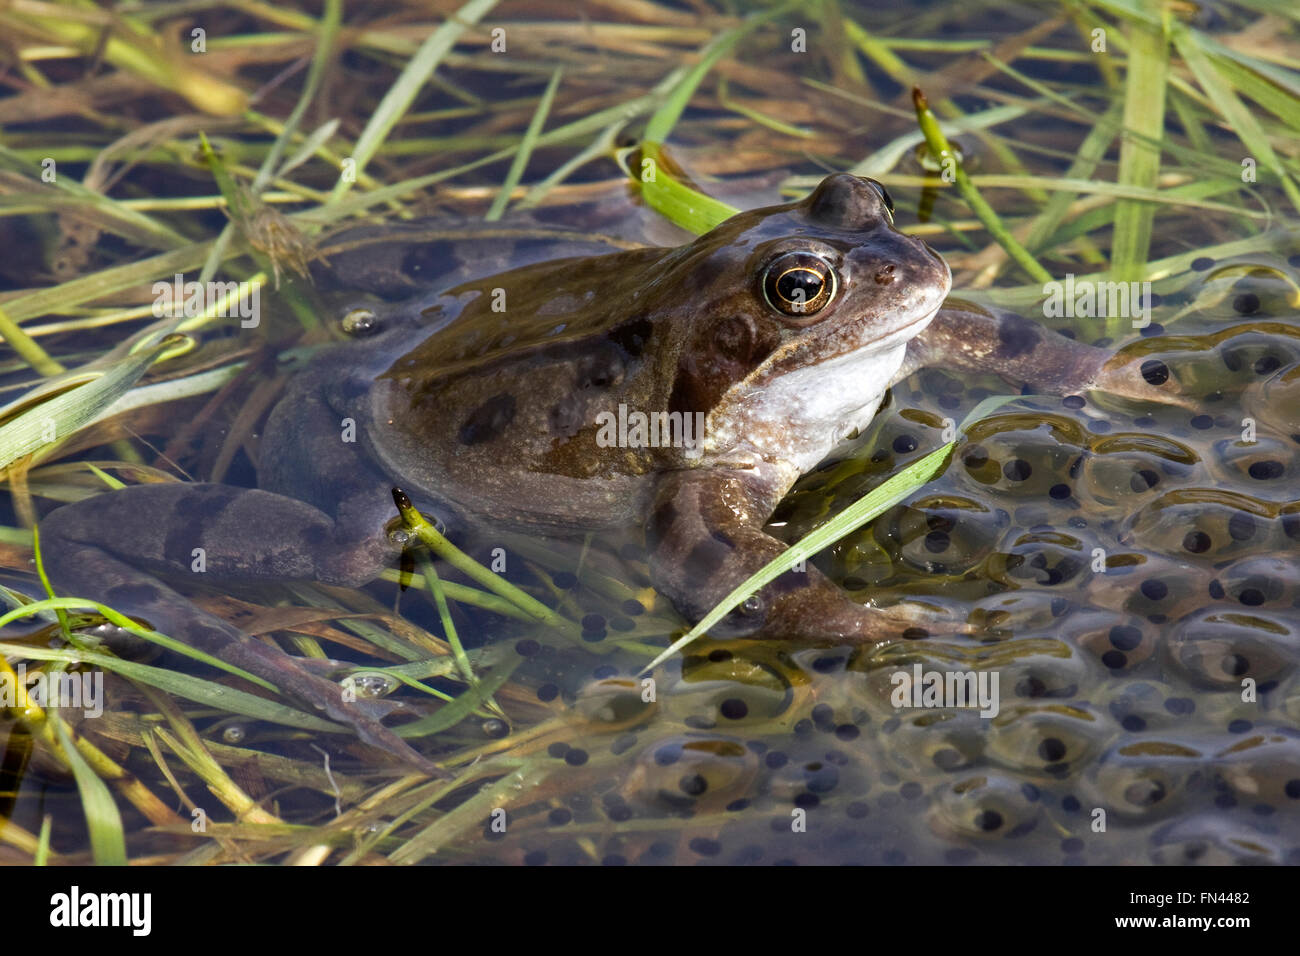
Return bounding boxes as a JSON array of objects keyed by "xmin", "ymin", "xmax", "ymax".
[{"xmin": 38, "ymin": 174, "xmax": 1181, "ymax": 771}]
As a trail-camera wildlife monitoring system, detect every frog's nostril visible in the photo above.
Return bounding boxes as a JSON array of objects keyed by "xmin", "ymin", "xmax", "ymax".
[{"xmin": 874, "ymin": 264, "xmax": 896, "ymax": 285}]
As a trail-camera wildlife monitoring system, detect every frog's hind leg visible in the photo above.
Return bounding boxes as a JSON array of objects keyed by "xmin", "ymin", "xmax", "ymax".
[{"xmin": 38, "ymin": 483, "xmax": 442, "ymax": 775}]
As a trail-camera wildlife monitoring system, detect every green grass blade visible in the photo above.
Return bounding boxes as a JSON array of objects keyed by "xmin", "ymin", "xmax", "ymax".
[
  {"xmin": 1207, "ymin": 52, "xmax": 1300, "ymax": 136},
  {"xmin": 83, "ymin": 463, "xmax": 126, "ymax": 491},
  {"xmin": 642, "ymin": 2, "xmax": 792, "ymax": 144},
  {"xmin": 388, "ymin": 757, "xmax": 552, "ymax": 864},
  {"xmin": 0, "ymin": 642, "xmax": 342, "ymax": 732},
  {"xmin": 1172, "ymin": 25, "xmax": 1300, "ymax": 215},
  {"xmin": 326, "ymin": 0, "xmax": 500, "ymax": 206},
  {"xmin": 1110, "ymin": 1, "xmax": 1170, "ymax": 296},
  {"xmin": 0, "ymin": 595, "xmax": 273, "ymax": 690},
  {"xmin": 52, "ymin": 718, "xmax": 126, "ymax": 866},
  {"xmin": 631, "ymin": 3, "xmax": 795, "ymax": 235},
  {"xmin": 392, "ymin": 490, "xmax": 563, "ymax": 627},
  {"xmin": 0, "ymin": 332, "xmax": 181, "ymax": 472},
  {"xmin": 393, "ymin": 660, "xmax": 519, "ymax": 738},
  {"xmin": 1024, "ymin": 103, "xmax": 1122, "ymax": 252},
  {"xmin": 0, "ymin": 304, "xmax": 64, "ymax": 376},
  {"xmin": 277, "ymin": 118, "xmax": 342, "ymax": 179},
  {"xmin": 415, "ymin": 552, "xmax": 503, "ymax": 719},
  {"xmin": 486, "ymin": 68, "xmax": 562, "ymax": 221},
  {"xmin": 256, "ymin": 0, "xmax": 341, "ymax": 191},
  {"xmin": 834, "ymin": 98, "xmax": 1030, "ymax": 178},
  {"xmin": 35, "ymin": 815, "xmax": 52, "ymax": 866},
  {"xmin": 631, "ymin": 143, "xmax": 739, "ymax": 236},
  {"xmin": 0, "ymin": 144, "xmax": 189, "ymax": 251}
]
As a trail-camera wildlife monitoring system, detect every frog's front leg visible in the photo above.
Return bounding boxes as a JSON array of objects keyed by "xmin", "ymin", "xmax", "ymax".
[
  {"xmin": 646, "ymin": 469, "xmax": 962, "ymax": 645},
  {"xmin": 38, "ymin": 483, "xmax": 441, "ymax": 775},
  {"xmin": 900, "ymin": 299, "xmax": 1191, "ymax": 405}
]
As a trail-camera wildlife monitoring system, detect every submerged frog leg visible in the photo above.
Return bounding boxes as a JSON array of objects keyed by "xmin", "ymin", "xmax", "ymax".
[
  {"xmin": 39, "ymin": 483, "xmax": 442, "ymax": 775},
  {"xmin": 901, "ymin": 300, "xmax": 1193, "ymax": 406},
  {"xmin": 647, "ymin": 469, "xmax": 965, "ymax": 646}
]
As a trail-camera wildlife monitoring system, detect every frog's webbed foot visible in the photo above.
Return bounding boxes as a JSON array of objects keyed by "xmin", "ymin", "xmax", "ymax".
[
  {"xmin": 229, "ymin": 638, "xmax": 445, "ymax": 776},
  {"xmin": 1087, "ymin": 351, "xmax": 1198, "ymax": 410},
  {"xmin": 861, "ymin": 598, "xmax": 972, "ymax": 640},
  {"xmin": 902, "ymin": 300, "xmax": 1193, "ymax": 409},
  {"xmin": 39, "ymin": 485, "xmax": 443, "ymax": 777},
  {"xmin": 647, "ymin": 470, "xmax": 972, "ymax": 648}
]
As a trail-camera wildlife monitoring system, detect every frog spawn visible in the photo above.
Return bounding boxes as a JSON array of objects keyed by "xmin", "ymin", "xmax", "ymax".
[
  {"xmin": 444, "ymin": 303, "xmax": 1300, "ymax": 865},
  {"xmin": 470, "ymin": 625, "xmax": 1300, "ymax": 863},
  {"xmin": 619, "ymin": 314, "xmax": 1299, "ymax": 863}
]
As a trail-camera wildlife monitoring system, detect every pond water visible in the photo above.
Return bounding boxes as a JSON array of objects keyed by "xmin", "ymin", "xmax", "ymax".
[{"xmin": 2, "ymin": 0, "xmax": 1298, "ymax": 866}]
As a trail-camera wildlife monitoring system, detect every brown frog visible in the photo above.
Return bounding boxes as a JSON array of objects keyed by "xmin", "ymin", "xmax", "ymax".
[{"xmin": 37, "ymin": 174, "xmax": 1180, "ymax": 771}]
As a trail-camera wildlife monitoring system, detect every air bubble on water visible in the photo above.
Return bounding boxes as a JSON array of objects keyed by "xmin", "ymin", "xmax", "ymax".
[
  {"xmin": 341, "ymin": 308, "xmax": 378, "ymax": 335},
  {"xmin": 222, "ymin": 723, "xmax": 248, "ymax": 744},
  {"xmin": 351, "ymin": 672, "xmax": 399, "ymax": 698}
]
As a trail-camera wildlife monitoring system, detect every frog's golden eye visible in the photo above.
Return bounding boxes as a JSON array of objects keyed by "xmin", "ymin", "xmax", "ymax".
[{"xmin": 761, "ymin": 251, "xmax": 838, "ymax": 318}]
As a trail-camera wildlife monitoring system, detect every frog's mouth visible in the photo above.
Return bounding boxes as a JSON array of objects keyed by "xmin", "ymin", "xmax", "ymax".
[
  {"xmin": 867, "ymin": 298, "xmax": 946, "ymax": 350},
  {"xmin": 836, "ymin": 274, "xmax": 951, "ymax": 355},
  {"xmin": 752, "ymin": 298, "xmax": 943, "ymax": 389}
]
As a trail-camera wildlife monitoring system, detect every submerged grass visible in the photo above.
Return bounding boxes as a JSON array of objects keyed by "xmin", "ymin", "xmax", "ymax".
[
  {"xmin": 1110, "ymin": 0, "xmax": 1170, "ymax": 293},
  {"xmin": 0, "ymin": 0, "xmax": 1296, "ymax": 863}
]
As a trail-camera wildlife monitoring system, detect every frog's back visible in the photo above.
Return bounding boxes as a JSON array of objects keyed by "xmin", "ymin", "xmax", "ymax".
[
  {"xmin": 348, "ymin": 245, "xmax": 683, "ymax": 533},
  {"xmin": 270, "ymin": 220, "xmax": 677, "ymax": 535},
  {"xmin": 311, "ymin": 215, "xmax": 649, "ymax": 303}
]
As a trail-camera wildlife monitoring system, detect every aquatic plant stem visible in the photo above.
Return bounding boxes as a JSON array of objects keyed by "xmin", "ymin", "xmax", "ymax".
[{"xmin": 912, "ymin": 87, "xmax": 1052, "ymax": 284}]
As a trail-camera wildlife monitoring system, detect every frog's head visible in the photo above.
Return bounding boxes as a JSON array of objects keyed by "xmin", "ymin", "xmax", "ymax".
[{"xmin": 658, "ymin": 173, "xmax": 951, "ymax": 460}]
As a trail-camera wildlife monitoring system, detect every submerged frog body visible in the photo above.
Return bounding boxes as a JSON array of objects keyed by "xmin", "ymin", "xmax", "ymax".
[{"xmin": 38, "ymin": 174, "xmax": 1181, "ymax": 771}]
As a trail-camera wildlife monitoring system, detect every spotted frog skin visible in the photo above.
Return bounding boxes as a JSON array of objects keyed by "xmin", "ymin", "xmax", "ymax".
[{"xmin": 38, "ymin": 174, "xmax": 1182, "ymax": 771}]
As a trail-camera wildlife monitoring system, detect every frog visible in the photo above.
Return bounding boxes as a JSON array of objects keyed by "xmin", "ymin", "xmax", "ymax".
[{"xmin": 35, "ymin": 173, "xmax": 1183, "ymax": 773}]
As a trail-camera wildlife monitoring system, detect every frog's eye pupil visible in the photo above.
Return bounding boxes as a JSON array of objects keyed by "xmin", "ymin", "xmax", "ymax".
[
  {"xmin": 777, "ymin": 269, "xmax": 822, "ymax": 305},
  {"xmin": 762, "ymin": 252, "xmax": 837, "ymax": 318}
]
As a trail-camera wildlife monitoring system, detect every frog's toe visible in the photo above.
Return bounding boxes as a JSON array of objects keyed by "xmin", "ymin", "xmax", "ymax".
[
  {"xmin": 1089, "ymin": 355, "xmax": 1198, "ymax": 410},
  {"xmin": 869, "ymin": 600, "xmax": 975, "ymax": 639},
  {"xmin": 310, "ymin": 687, "xmax": 447, "ymax": 778},
  {"xmin": 230, "ymin": 641, "xmax": 446, "ymax": 777}
]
